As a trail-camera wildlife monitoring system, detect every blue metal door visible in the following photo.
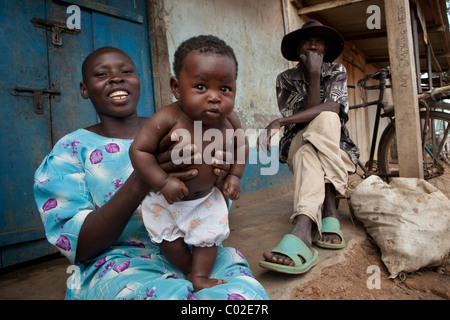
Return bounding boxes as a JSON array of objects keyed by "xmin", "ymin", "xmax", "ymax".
[{"xmin": 0, "ymin": 0, "xmax": 155, "ymax": 267}]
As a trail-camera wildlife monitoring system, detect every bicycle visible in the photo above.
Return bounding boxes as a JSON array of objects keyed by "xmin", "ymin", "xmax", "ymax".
[{"xmin": 348, "ymin": 67, "xmax": 450, "ymax": 191}]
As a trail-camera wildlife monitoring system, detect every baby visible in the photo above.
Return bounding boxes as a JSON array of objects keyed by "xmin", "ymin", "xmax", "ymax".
[{"xmin": 130, "ymin": 35, "xmax": 247, "ymax": 292}]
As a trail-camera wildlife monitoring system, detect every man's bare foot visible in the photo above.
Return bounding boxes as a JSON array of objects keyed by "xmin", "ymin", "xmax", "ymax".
[
  {"xmin": 262, "ymin": 250, "xmax": 300, "ymax": 266},
  {"xmin": 262, "ymin": 215, "xmax": 313, "ymax": 266},
  {"xmin": 319, "ymin": 183, "xmax": 343, "ymax": 245},
  {"xmin": 191, "ymin": 276, "xmax": 226, "ymax": 292},
  {"xmin": 317, "ymin": 232, "xmax": 342, "ymax": 245}
]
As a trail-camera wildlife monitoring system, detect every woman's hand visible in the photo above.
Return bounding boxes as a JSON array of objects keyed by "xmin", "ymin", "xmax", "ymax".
[
  {"xmin": 156, "ymin": 131, "xmax": 200, "ymax": 181},
  {"xmin": 212, "ymin": 150, "xmax": 232, "ymax": 189},
  {"xmin": 257, "ymin": 119, "xmax": 281, "ymax": 153},
  {"xmin": 156, "ymin": 131, "xmax": 231, "ymax": 183}
]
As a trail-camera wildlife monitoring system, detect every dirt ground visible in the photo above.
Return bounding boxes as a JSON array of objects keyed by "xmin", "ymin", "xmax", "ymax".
[
  {"xmin": 290, "ymin": 238, "xmax": 450, "ymax": 300},
  {"xmin": 287, "ymin": 170, "xmax": 450, "ymax": 301}
]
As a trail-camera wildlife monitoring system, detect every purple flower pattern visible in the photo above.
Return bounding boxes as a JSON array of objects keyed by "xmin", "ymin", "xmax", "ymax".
[
  {"xmin": 235, "ymin": 248, "xmax": 245, "ymax": 259},
  {"xmin": 127, "ymin": 241, "xmax": 145, "ymax": 248},
  {"xmin": 42, "ymin": 198, "xmax": 57, "ymax": 212},
  {"xmin": 105, "ymin": 143, "xmax": 120, "ymax": 153},
  {"xmin": 113, "ymin": 260, "xmax": 130, "ymax": 273},
  {"xmin": 55, "ymin": 235, "xmax": 71, "ymax": 251},
  {"xmin": 227, "ymin": 293, "xmax": 246, "ymax": 300},
  {"xmin": 89, "ymin": 149, "xmax": 103, "ymax": 164},
  {"xmin": 114, "ymin": 178, "xmax": 123, "ymax": 188},
  {"xmin": 94, "ymin": 257, "xmax": 107, "ymax": 267},
  {"xmin": 61, "ymin": 140, "xmax": 80, "ymax": 155},
  {"xmin": 187, "ymin": 291, "xmax": 197, "ymax": 300},
  {"xmin": 97, "ymin": 261, "xmax": 116, "ymax": 279},
  {"xmin": 144, "ymin": 287, "xmax": 157, "ymax": 300}
]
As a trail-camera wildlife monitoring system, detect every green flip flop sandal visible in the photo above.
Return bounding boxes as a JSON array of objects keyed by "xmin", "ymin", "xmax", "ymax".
[
  {"xmin": 259, "ymin": 234, "xmax": 318, "ymax": 274},
  {"xmin": 313, "ymin": 217, "xmax": 346, "ymax": 249}
]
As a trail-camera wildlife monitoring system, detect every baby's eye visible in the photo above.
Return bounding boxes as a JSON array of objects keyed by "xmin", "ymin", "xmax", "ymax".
[
  {"xmin": 95, "ymin": 72, "xmax": 107, "ymax": 77},
  {"xmin": 195, "ymin": 84, "xmax": 206, "ymax": 91},
  {"xmin": 221, "ymin": 86, "xmax": 231, "ymax": 93},
  {"xmin": 122, "ymin": 69, "xmax": 133, "ymax": 74}
]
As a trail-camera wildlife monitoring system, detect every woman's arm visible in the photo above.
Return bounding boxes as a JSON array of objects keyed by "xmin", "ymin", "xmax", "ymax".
[{"xmin": 76, "ymin": 170, "xmax": 149, "ymax": 261}]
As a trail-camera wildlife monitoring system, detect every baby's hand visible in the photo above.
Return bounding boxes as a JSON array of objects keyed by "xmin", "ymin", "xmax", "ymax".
[
  {"xmin": 160, "ymin": 176, "xmax": 188, "ymax": 204},
  {"xmin": 222, "ymin": 175, "xmax": 241, "ymax": 200}
]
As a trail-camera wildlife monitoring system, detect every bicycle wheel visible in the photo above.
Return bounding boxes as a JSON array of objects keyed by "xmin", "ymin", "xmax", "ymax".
[{"xmin": 378, "ymin": 111, "xmax": 450, "ymax": 192}]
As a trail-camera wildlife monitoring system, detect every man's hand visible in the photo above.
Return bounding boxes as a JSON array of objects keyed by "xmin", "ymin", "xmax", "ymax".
[
  {"xmin": 257, "ymin": 119, "xmax": 281, "ymax": 153},
  {"xmin": 304, "ymin": 50, "xmax": 323, "ymax": 77}
]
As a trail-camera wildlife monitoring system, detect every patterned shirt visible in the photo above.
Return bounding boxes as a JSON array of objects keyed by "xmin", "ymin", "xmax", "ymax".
[{"xmin": 276, "ymin": 62, "xmax": 360, "ymax": 165}]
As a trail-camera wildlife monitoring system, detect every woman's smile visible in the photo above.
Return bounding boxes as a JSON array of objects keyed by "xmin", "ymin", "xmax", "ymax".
[{"xmin": 108, "ymin": 90, "xmax": 129, "ymax": 100}]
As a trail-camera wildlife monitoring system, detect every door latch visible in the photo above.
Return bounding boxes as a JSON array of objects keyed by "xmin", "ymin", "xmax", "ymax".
[
  {"xmin": 13, "ymin": 85, "xmax": 61, "ymax": 115},
  {"xmin": 31, "ymin": 17, "xmax": 80, "ymax": 46}
]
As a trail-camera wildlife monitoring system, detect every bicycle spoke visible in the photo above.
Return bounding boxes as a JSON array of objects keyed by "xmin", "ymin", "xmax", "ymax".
[{"xmin": 378, "ymin": 111, "xmax": 450, "ymax": 191}]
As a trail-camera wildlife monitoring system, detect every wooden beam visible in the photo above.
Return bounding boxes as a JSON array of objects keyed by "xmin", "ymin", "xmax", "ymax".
[
  {"xmin": 411, "ymin": 4, "xmax": 422, "ymax": 92},
  {"xmin": 345, "ymin": 31, "xmax": 387, "ymax": 41},
  {"xmin": 290, "ymin": 0, "xmax": 304, "ymax": 9},
  {"xmin": 417, "ymin": 84, "xmax": 450, "ymax": 99},
  {"xmin": 428, "ymin": 41, "xmax": 443, "ymax": 73},
  {"xmin": 384, "ymin": 0, "xmax": 424, "ymax": 179},
  {"xmin": 438, "ymin": 52, "xmax": 450, "ymax": 58},
  {"xmin": 297, "ymin": 0, "xmax": 366, "ymax": 15},
  {"xmin": 367, "ymin": 51, "xmax": 450, "ymax": 62}
]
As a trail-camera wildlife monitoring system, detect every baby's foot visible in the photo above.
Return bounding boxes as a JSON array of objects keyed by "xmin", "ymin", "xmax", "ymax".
[{"xmin": 191, "ymin": 276, "xmax": 226, "ymax": 292}]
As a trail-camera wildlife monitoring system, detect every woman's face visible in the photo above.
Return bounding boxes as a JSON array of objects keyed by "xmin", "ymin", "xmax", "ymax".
[
  {"xmin": 80, "ymin": 48, "xmax": 141, "ymax": 120},
  {"xmin": 171, "ymin": 52, "xmax": 237, "ymax": 126}
]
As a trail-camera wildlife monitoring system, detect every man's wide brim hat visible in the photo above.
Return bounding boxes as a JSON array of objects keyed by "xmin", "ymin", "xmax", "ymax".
[{"xmin": 281, "ymin": 20, "xmax": 344, "ymax": 62}]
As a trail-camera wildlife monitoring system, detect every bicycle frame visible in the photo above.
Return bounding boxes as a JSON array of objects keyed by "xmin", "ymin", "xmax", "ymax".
[
  {"xmin": 349, "ymin": 67, "xmax": 392, "ymax": 178},
  {"xmin": 348, "ymin": 66, "xmax": 450, "ymax": 180}
]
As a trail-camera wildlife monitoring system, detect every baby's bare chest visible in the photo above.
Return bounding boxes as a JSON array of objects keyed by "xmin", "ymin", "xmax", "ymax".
[
  {"xmin": 170, "ymin": 119, "xmax": 234, "ymax": 156},
  {"xmin": 170, "ymin": 119, "xmax": 234, "ymax": 199}
]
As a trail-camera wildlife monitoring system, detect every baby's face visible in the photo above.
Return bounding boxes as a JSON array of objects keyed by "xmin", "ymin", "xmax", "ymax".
[
  {"xmin": 80, "ymin": 48, "xmax": 141, "ymax": 120},
  {"xmin": 172, "ymin": 52, "xmax": 237, "ymax": 125}
]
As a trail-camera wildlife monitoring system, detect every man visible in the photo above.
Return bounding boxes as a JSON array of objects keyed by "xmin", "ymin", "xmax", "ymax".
[{"xmin": 258, "ymin": 20, "xmax": 359, "ymax": 274}]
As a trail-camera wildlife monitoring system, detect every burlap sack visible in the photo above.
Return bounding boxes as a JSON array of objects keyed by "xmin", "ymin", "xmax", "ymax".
[{"xmin": 350, "ymin": 175, "xmax": 450, "ymax": 278}]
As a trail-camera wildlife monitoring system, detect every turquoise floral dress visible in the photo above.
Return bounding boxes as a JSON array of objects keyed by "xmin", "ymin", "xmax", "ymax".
[{"xmin": 34, "ymin": 129, "xmax": 268, "ymax": 300}]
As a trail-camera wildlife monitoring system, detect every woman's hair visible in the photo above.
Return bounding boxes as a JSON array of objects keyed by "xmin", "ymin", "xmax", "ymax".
[{"xmin": 173, "ymin": 35, "xmax": 238, "ymax": 78}]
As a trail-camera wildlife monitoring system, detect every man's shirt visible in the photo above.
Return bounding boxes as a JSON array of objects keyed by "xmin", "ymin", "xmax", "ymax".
[{"xmin": 276, "ymin": 62, "xmax": 360, "ymax": 166}]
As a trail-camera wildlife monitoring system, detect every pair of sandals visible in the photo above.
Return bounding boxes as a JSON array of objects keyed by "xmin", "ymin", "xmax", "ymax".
[{"xmin": 259, "ymin": 217, "xmax": 345, "ymax": 274}]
